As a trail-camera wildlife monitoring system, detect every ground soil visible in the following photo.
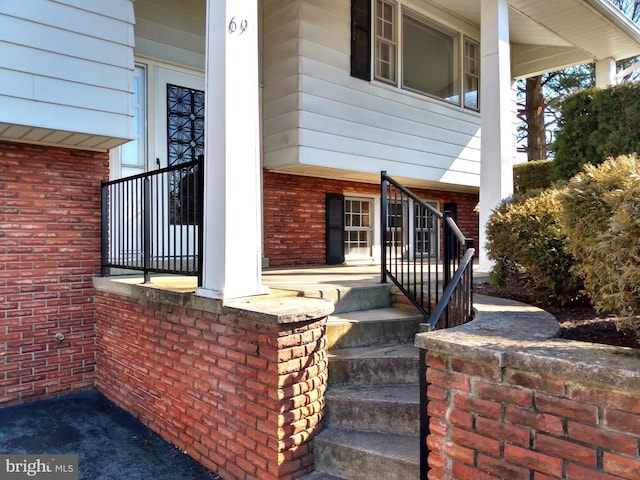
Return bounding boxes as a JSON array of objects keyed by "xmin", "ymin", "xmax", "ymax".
[{"xmin": 473, "ymin": 283, "xmax": 639, "ymax": 349}]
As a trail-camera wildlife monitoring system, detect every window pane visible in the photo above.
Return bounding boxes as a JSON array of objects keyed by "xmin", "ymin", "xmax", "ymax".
[
  {"xmin": 402, "ymin": 14, "xmax": 459, "ymax": 104},
  {"xmin": 375, "ymin": 0, "xmax": 396, "ymax": 83},
  {"xmin": 464, "ymin": 38, "xmax": 480, "ymax": 110},
  {"xmin": 122, "ymin": 68, "xmax": 146, "ymax": 166}
]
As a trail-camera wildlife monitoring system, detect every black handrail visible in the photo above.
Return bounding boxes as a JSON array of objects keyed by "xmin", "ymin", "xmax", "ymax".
[
  {"xmin": 101, "ymin": 156, "xmax": 204, "ymax": 284},
  {"xmin": 381, "ymin": 171, "xmax": 475, "ymax": 480},
  {"xmin": 380, "ymin": 171, "xmax": 474, "ymax": 326}
]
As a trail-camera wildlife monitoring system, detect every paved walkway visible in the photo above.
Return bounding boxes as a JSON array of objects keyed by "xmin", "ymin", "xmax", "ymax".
[{"xmin": 0, "ymin": 391, "xmax": 220, "ymax": 480}]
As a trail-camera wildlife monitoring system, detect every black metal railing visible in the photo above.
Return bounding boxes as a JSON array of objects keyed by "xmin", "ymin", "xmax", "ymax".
[
  {"xmin": 380, "ymin": 171, "xmax": 475, "ymax": 328},
  {"xmin": 101, "ymin": 156, "xmax": 204, "ymax": 284},
  {"xmin": 381, "ymin": 171, "xmax": 475, "ymax": 480}
]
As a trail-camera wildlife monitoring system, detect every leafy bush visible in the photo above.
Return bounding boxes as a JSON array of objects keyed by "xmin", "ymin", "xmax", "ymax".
[
  {"xmin": 559, "ymin": 155, "xmax": 640, "ymax": 334},
  {"xmin": 513, "ymin": 160, "xmax": 553, "ymax": 194},
  {"xmin": 552, "ymin": 88, "xmax": 598, "ymax": 181},
  {"xmin": 552, "ymin": 83, "xmax": 640, "ymax": 181},
  {"xmin": 486, "ymin": 188, "xmax": 581, "ymax": 303}
]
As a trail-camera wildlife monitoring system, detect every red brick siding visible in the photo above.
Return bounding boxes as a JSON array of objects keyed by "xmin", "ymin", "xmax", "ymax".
[
  {"xmin": 0, "ymin": 141, "xmax": 107, "ymax": 406},
  {"xmin": 426, "ymin": 355, "xmax": 640, "ymax": 479},
  {"xmin": 96, "ymin": 290, "xmax": 327, "ymax": 480},
  {"xmin": 263, "ymin": 170, "xmax": 479, "ymax": 267}
]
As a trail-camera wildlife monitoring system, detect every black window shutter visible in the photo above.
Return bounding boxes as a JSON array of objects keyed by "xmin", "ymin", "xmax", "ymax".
[
  {"xmin": 326, "ymin": 193, "xmax": 345, "ymax": 265},
  {"xmin": 351, "ymin": 0, "xmax": 371, "ymax": 81}
]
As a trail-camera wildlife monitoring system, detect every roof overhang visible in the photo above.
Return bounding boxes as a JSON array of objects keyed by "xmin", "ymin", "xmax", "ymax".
[{"xmin": 426, "ymin": 0, "xmax": 640, "ymax": 78}]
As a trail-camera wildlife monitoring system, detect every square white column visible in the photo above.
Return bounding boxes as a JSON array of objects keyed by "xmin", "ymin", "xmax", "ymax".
[
  {"xmin": 196, "ymin": 0, "xmax": 269, "ymax": 300},
  {"xmin": 478, "ymin": 0, "xmax": 516, "ymax": 272},
  {"xmin": 596, "ymin": 57, "xmax": 617, "ymax": 88}
]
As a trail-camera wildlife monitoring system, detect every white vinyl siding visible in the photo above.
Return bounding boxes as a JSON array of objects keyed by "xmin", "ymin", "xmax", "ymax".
[
  {"xmin": 263, "ymin": 0, "xmax": 481, "ymax": 190},
  {"xmin": 0, "ymin": 0, "xmax": 135, "ymax": 150},
  {"xmin": 133, "ymin": 0, "xmax": 206, "ymax": 71},
  {"xmin": 262, "ymin": 0, "xmax": 303, "ymax": 166}
]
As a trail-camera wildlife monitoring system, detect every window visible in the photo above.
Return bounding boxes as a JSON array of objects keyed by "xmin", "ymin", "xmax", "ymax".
[
  {"xmin": 363, "ymin": 0, "xmax": 479, "ymax": 110},
  {"xmin": 345, "ymin": 198, "xmax": 373, "ymax": 257},
  {"xmin": 375, "ymin": 0, "xmax": 396, "ymax": 83},
  {"xmin": 121, "ymin": 65, "xmax": 146, "ymax": 166},
  {"xmin": 415, "ymin": 201, "xmax": 439, "ymax": 258},
  {"xmin": 402, "ymin": 13, "xmax": 459, "ymax": 103},
  {"xmin": 463, "ymin": 38, "xmax": 480, "ymax": 110}
]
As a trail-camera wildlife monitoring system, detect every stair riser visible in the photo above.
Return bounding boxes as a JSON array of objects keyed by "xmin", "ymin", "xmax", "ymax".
[
  {"xmin": 300, "ymin": 284, "xmax": 392, "ymax": 314},
  {"xmin": 324, "ymin": 398, "xmax": 420, "ymax": 435},
  {"xmin": 325, "ymin": 399, "xmax": 419, "ymax": 435},
  {"xmin": 314, "ymin": 441, "xmax": 419, "ymax": 480},
  {"xmin": 328, "ymin": 357, "xmax": 419, "ymax": 385},
  {"xmin": 327, "ymin": 319, "xmax": 422, "ymax": 349}
]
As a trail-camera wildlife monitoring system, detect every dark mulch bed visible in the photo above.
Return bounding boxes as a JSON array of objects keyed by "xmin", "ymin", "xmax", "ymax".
[{"xmin": 473, "ymin": 283, "xmax": 639, "ymax": 349}]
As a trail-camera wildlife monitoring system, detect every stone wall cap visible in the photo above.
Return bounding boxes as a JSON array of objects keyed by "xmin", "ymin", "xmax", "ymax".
[
  {"xmin": 93, "ymin": 276, "xmax": 334, "ymax": 324},
  {"xmin": 416, "ymin": 294, "xmax": 640, "ymax": 390}
]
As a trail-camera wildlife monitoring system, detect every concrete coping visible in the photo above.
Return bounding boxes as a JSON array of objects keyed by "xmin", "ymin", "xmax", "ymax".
[
  {"xmin": 92, "ymin": 276, "xmax": 335, "ymax": 325},
  {"xmin": 415, "ymin": 294, "xmax": 640, "ymax": 391}
]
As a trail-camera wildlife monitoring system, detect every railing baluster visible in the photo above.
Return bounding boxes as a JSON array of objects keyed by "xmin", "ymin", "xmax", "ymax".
[
  {"xmin": 379, "ymin": 172, "xmax": 474, "ymax": 329},
  {"xmin": 100, "ymin": 158, "xmax": 204, "ymax": 282}
]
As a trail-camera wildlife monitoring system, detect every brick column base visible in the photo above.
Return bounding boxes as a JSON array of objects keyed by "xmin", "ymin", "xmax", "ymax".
[{"xmin": 94, "ymin": 279, "xmax": 333, "ymax": 480}]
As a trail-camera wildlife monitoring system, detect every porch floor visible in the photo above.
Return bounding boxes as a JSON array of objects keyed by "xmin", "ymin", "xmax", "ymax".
[{"xmin": 111, "ymin": 262, "xmax": 488, "ymax": 294}]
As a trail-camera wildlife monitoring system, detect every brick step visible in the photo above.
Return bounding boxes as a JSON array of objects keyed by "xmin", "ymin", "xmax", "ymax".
[
  {"xmin": 327, "ymin": 308, "xmax": 424, "ymax": 349},
  {"xmin": 312, "ymin": 429, "xmax": 419, "ymax": 480},
  {"xmin": 328, "ymin": 343, "xmax": 420, "ymax": 386},
  {"xmin": 325, "ymin": 384, "xmax": 419, "ymax": 435}
]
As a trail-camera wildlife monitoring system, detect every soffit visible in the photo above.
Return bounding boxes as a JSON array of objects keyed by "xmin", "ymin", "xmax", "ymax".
[{"xmin": 423, "ymin": 0, "xmax": 640, "ymax": 76}]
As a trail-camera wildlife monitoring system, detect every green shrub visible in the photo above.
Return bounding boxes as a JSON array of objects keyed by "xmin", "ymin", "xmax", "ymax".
[
  {"xmin": 559, "ymin": 155, "xmax": 640, "ymax": 330},
  {"xmin": 553, "ymin": 84, "xmax": 640, "ymax": 181},
  {"xmin": 486, "ymin": 188, "xmax": 581, "ymax": 303},
  {"xmin": 513, "ymin": 160, "xmax": 553, "ymax": 194},
  {"xmin": 552, "ymin": 88, "xmax": 598, "ymax": 181}
]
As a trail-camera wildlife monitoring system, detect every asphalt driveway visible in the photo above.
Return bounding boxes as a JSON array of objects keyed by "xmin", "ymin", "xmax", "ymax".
[{"xmin": 0, "ymin": 391, "xmax": 221, "ymax": 480}]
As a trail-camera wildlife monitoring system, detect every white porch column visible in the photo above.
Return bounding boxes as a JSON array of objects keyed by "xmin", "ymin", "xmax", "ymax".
[
  {"xmin": 596, "ymin": 57, "xmax": 617, "ymax": 88},
  {"xmin": 196, "ymin": 0, "xmax": 269, "ymax": 300},
  {"xmin": 478, "ymin": 0, "xmax": 516, "ymax": 272}
]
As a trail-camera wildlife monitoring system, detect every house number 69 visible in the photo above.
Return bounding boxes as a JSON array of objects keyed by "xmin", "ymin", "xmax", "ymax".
[{"xmin": 228, "ymin": 17, "xmax": 248, "ymax": 35}]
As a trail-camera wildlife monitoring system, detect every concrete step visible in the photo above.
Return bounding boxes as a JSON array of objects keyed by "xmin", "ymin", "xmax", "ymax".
[
  {"xmin": 293, "ymin": 283, "xmax": 392, "ymax": 314},
  {"xmin": 298, "ymin": 472, "xmax": 346, "ymax": 480},
  {"xmin": 325, "ymin": 384, "xmax": 419, "ymax": 435},
  {"xmin": 313, "ymin": 429, "xmax": 419, "ymax": 480},
  {"xmin": 328, "ymin": 344, "xmax": 420, "ymax": 386},
  {"xmin": 327, "ymin": 308, "xmax": 424, "ymax": 349}
]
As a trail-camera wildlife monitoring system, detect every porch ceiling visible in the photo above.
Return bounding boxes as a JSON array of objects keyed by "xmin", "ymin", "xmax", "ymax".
[{"xmin": 427, "ymin": 0, "xmax": 640, "ymax": 78}]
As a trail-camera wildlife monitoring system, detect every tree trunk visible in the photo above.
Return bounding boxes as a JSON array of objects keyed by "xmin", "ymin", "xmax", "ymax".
[{"xmin": 525, "ymin": 75, "xmax": 547, "ymax": 161}]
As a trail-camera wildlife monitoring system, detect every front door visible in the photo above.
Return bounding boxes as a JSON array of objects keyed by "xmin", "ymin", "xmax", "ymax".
[{"xmin": 153, "ymin": 67, "xmax": 205, "ymax": 260}]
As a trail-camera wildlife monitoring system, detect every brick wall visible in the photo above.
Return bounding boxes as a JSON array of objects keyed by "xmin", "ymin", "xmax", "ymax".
[
  {"xmin": 425, "ymin": 354, "xmax": 640, "ymax": 480},
  {"xmin": 95, "ymin": 287, "xmax": 329, "ymax": 480},
  {"xmin": 263, "ymin": 170, "xmax": 479, "ymax": 267},
  {"xmin": 0, "ymin": 141, "xmax": 108, "ymax": 406}
]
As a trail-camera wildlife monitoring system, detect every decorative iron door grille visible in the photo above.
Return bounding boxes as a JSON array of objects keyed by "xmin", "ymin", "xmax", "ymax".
[{"xmin": 167, "ymin": 84, "xmax": 205, "ymax": 226}]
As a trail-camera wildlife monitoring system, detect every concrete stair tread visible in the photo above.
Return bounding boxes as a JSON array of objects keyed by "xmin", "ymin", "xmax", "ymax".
[
  {"xmin": 314, "ymin": 428, "xmax": 420, "ymax": 479},
  {"xmin": 326, "ymin": 383, "xmax": 419, "ymax": 405},
  {"xmin": 298, "ymin": 472, "xmax": 346, "ymax": 480},
  {"xmin": 328, "ymin": 307, "xmax": 422, "ymax": 323},
  {"xmin": 327, "ymin": 308, "xmax": 424, "ymax": 349},
  {"xmin": 329, "ymin": 343, "xmax": 420, "ymax": 360},
  {"xmin": 317, "ymin": 429, "xmax": 419, "ymax": 460}
]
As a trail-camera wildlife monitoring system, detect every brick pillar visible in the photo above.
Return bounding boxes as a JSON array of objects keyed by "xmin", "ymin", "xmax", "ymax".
[{"xmin": 94, "ymin": 280, "xmax": 333, "ymax": 480}]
